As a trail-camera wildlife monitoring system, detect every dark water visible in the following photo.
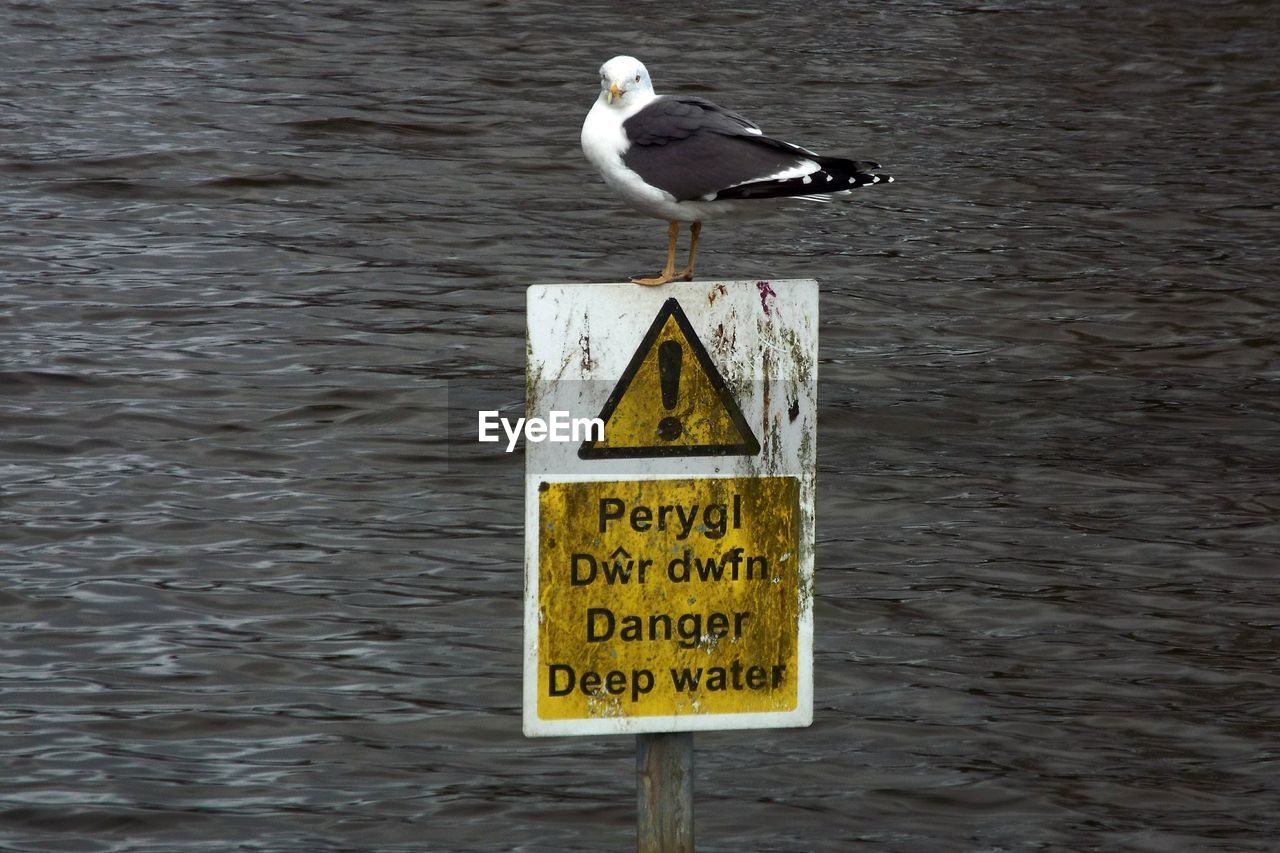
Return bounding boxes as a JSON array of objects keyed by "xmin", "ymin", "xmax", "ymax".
[{"xmin": 3, "ymin": 1, "xmax": 1278, "ymax": 850}]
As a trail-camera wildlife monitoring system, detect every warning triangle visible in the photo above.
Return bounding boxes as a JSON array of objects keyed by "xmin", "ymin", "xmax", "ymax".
[{"xmin": 579, "ymin": 298, "xmax": 760, "ymax": 459}]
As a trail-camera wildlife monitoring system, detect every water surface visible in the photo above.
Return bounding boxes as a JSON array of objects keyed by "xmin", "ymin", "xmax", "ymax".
[{"xmin": 3, "ymin": 1, "xmax": 1278, "ymax": 850}]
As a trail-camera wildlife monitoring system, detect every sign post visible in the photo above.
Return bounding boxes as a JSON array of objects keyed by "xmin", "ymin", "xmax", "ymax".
[
  {"xmin": 637, "ymin": 730, "xmax": 694, "ymax": 852},
  {"xmin": 524, "ymin": 280, "xmax": 818, "ymax": 847}
]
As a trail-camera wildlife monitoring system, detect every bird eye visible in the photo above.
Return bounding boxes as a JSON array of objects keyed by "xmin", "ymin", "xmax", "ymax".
[{"xmin": 634, "ymin": 74, "xmax": 640, "ymax": 82}]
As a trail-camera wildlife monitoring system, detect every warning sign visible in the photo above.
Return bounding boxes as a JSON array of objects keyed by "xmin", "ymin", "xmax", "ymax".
[
  {"xmin": 524, "ymin": 280, "xmax": 817, "ymax": 737},
  {"xmin": 579, "ymin": 298, "xmax": 759, "ymax": 459},
  {"xmin": 536, "ymin": 477, "xmax": 800, "ymax": 720}
]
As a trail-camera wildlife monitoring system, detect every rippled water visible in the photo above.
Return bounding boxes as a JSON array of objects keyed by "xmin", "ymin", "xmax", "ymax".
[{"xmin": 3, "ymin": 1, "xmax": 1278, "ymax": 850}]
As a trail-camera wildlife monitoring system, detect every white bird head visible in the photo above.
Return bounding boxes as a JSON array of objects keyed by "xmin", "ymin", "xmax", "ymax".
[{"xmin": 597, "ymin": 55, "xmax": 655, "ymax": 107}]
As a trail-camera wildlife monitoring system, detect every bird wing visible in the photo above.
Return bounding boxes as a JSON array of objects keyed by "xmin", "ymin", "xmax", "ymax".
[{"xmin": 621, "ymin": 96, "xmax": 815, "ymax": 202}]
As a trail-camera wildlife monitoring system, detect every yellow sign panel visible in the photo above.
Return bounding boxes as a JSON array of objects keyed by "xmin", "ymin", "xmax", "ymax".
[
  {"xmin": 536, "ymin": 476, "xmax": 800, "ymax": 720},
  {"xmin": 579, "ymin": 298, "xmax": 759, "ymax": 459}
]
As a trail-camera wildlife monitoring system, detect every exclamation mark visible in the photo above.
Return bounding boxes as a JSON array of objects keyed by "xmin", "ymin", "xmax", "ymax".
[{"xmin": 657, "ymin": 340, "xmax": 683, "ymax": 441}]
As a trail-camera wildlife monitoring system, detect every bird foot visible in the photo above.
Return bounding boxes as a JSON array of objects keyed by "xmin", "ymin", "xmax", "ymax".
[
  {"xmin": 630, "ymin": 267, "xmax": 694, "ymax": 287},
  {"xmin": 630, "ymin": 272, "xmax": 674, "ymax": 286}
]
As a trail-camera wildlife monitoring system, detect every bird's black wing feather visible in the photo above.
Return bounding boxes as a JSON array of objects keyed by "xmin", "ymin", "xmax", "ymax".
[
  {"xmin": 621, "ymin": 97, "xmax": 808, "ymax": 201},
  {"xmin": 622, "ymin": 96, "xmax": 892, "ymax": 202}
]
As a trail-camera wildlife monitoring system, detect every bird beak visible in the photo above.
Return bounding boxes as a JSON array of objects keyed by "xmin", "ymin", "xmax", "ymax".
[{"xmin": 607, "ymin": 83, "xmax": 623, "ymax": 104}]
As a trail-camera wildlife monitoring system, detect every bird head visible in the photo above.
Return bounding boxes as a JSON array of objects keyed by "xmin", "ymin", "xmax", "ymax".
[{"xmin": 598, "ymin": 55, "xmax": 653, "ymax": 106}]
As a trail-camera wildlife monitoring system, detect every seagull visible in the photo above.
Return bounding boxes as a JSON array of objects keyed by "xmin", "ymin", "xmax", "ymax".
[{"xmin": 581, "ymin": 55, "xmax": 893, "ymax": 286}]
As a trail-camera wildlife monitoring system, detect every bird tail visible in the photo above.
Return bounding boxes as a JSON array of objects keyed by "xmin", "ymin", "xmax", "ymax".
[{"xmin": 714, "ymin": 157, "xmax": 893, "ymax": 201}]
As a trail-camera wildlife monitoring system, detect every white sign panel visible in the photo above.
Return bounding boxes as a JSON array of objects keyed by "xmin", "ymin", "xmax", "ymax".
[{"xmin": 524, "ymin": 280, "xmax": 817, "ymax": 737}]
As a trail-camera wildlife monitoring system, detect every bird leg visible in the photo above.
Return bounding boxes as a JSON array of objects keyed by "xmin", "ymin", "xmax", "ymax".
[
  {"xmin": 673, "ymin": 220, "xmax": 701, "ymax": 282},
  {"xmin": 631, "ymin": 221, "xmax": 681, "ymax": 286}
]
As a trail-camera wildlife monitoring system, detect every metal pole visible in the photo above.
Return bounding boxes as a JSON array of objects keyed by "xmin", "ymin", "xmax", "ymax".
[{"xmin": 636, "ymin": 732, "xmax": 694, "ymax": 852}]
